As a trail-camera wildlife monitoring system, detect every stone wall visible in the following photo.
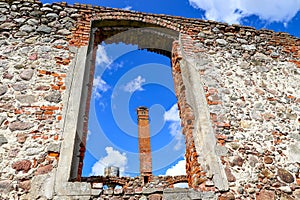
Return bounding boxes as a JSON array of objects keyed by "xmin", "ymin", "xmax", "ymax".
[{"xmin": 0, "ymin": 0, "xmax": 299, "ymax": 199}]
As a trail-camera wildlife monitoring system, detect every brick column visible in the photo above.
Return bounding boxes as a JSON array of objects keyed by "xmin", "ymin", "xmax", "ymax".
[{"xmin": 136, "ymin": 107, "xmax": 152, "ymax": 179}]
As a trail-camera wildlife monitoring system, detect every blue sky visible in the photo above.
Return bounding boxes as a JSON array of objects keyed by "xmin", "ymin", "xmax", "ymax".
[{"xmin": 41, "ymin": 0, "xmax": 300, "ymax": 177}]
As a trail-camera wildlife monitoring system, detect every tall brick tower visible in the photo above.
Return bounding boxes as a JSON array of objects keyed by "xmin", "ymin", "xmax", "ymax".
[{"xmin": 136, "ymin": 106, "xmax": 152, "ymax": 181}]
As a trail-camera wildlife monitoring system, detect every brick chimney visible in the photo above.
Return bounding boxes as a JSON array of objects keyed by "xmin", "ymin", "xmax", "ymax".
[{"xmin": 136, "ymin": 106, "xmax": 152, "ymax": 181}]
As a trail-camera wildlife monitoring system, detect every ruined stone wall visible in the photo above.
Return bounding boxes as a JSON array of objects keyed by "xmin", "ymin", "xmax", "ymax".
[{"xmin": 0, "ymin": 0, "xmax": 299, "ymax": 199}]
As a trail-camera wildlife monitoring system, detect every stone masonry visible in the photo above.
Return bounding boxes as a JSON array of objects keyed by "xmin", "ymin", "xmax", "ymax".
[{"xmin": 0, "ymin": 0, "xmax": 299, "ymax": 199}]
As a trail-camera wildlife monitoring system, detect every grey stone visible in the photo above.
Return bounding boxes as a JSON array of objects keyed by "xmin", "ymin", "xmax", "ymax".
[
  {"xmin": 14, "ymin": 18, "xmax": 26, "ymax": 23},
  {"xmin": 0, "ymin": 180, "xmax": 13, "ymax": 192},
  {"xmin": 0, "ymin": 134, "xmax": 8, "ymax": 146},
  {"xmin": 57, "ymin": 29, "xmax": 71, "ymax": 35},
  {"xmin": 163, "ymin": 188, "xmax": 189, "ymax": 200},
  {"xmin": 27, "ymin": 18, "xmax": 39, "ymax": 26},
  {"xmin": 0, "ymin": 15, "xmax": 6, "ymax": 22},
  {"xmin": 16, "ymin": 94, "xmax": 37, "ymax": 104},
  {"xmin": 237, "ymin": 38, "xmax": 248, "ymax": 44},
  {"xmin": 0, "ymin": 116, "xmax": 5, "ymax": 126},
  {"xmin": 215, "ymin": 146, "xmax": 228, "ymax": 156},
  {"xmin": 46, "ymin": 13, "xmax": 59, "ymax": 19},
  {"xmin": 9, "ymin": 121, "xmax": 34, "ymax": 131},
  {"xmin": 29, "ymin": 172, "xmax": 55, "ymax": 199},
  {"xmin": 288, "ymin": 143, "xmax": 300, "ymax": 163},
  {"xmin": 216, "ymin": 39, "xmax": 227, "ymax": 46},
  {"xmin": 0, "ymin": 22, "xmax": 16, "ymax": 30},
  {"xmin": 20, "ymin": 69, "xmax": 34, "ymax": 80},
  {"xmin": 41, "ymin": 7, "xmax": 53, "ymax": 12},
  {"xmin": 242, "ymin": 44, "xmax": 256, "ymax": 51},
  {"xmin": 37, "ymin": 25, "xmax": 52, "ymax": 33},
  {"xmin": 29, "ymin": 10, "xmax": 43, "ymax": 17},
  {"xmin": 46, "ymin": 143, "xmax": 60, "ymax": 153},
  {"xmin": 12, "ymin": 83, "xmax": 28, "ymax": 91},
  {"xmin": 45, "ymin": 91, "xmax": 62, "ymax": 103},
  {"xmin": 0, "ymin": 85, "xmax": 7, "ymax": 96}
]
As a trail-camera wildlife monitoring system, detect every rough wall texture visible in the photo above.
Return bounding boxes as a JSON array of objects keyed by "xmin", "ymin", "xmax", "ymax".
[{"xmin": 0, "ymin": 0, "xmax": 300, "ymax": 199}]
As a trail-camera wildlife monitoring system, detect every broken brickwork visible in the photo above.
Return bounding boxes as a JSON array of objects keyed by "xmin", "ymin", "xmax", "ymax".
[{"xmin": 0, "ymin": 0, "xmax": 300, "ymax": 199}]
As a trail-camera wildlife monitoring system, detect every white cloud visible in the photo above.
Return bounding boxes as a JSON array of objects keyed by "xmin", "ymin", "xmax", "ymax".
[
  {"xmin": 93, "ymin": 76, "xmax": 110, "ymax": 99},
  {"xmin": 164, "ymin": 104, "xmax": 180, "ymax": 121},
  {"xmin": 96, "ymin": 45, "xmax": 112, "ymax": 67},
  {"xmin": 164, "ymin": 104, "xmax": 184, "ymax": 150},
  {"xmin": 169, "ymin": 122, "xmax": 184, "ymax": 151},
  {"xmin": 90, "ymin": 147, "xmax": 128, "ymax": 176},
  {"xmin": 123, "ymin": 76, "xmax": 146, "ymax": 93},
  {"xmin": 86, "ymin": 130, "xmax": 91, "ymax": 141},
  {"xmin": 123, "ymin": 6, "xmax": 132, "ymax": 10},
  {"xmin": 189, "ymin": 0, "xmax": 300, "ymax": 24},
  {"xmin": 165, "ymin": 159, "xmax": 186, "ymax": 176}
]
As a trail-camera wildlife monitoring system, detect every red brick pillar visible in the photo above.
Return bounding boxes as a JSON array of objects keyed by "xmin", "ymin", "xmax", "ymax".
[{"xmin": 137, "ymin": 107, "xmax": 152, "ymax": 180}]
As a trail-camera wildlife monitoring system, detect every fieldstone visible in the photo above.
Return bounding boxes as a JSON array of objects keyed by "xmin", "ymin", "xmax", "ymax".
[
  {"xmin": 249, "ymin": 156, "xmax": 259, "ymax": 167},
  {"xmin": 46, "ymin": 13, "xmax": 59, "ymax": 19},
  {"xmin": 29, "ymin": 53, "xmax": 38, "ymax": 60},
  {"xmin": 37, "ymin": 25, "xmax": 52, "ymax": 33},
  {"xmin": 0, "ymin": 134, "xmax": 8, "ymax": 146},
  {"xmin": 0, "ymin": 180, "xmax": 13, "ymax": 192},
  {"xmin": 242, "ymin": 44, "xmax": 256, "ymax": 51},
  {"xmin": 277, "ymin": 168, "xmax": 295, "ymax": 183},
  {"xmin": 0, "ymin": 22, "xmax": 16, "ymax": 30},
  {"xmin": 45, "ymin": 91, "xmax": 62, "ymax": 103},
  {"xmin": 149, "ymin": 194, "xmax": 162, "ymax": 200},
  {"xmin": 216, "ymin": 39, "xmax": 228, "ymax": 46},
  {"xmin": 12, "ymin": 83, "xmax": 28, "ymax": 91},
  {"xmin": 20, "ymin": 69, "xmax": 34, "ymax": 80},
  {"xmin": 0, "ymin": 85, "xmax": 7, "ymax": 96},
  {"xmin": 16, "ymin": 94, "xmax": 37, "ymax": 104},
  {"xmin": 14, "ymin": 18, "xmax": 26, "ymax": 23},
  {"xmin": 12, "ymin": 159, "xmax": 31, "ymax": 172},
  {"xmin": 264, "ymin": 156, "xmax": 273, "ymax": 164},
  {"xmin": 20, "ymin": 25, "xmax": 35, "ymax": 33},
  {"xmin": 225, "ymin": 167, "xmax": 236, "ymax": 182},
  {"xmin": 279, "ymin": 186, "xmax": 292, "ymax": 193},
  {"xmin": 57, "ymin": 29, "xmax": 71, "ymax": 35},
  {"xmin": 17, "ymin": 133, "xmax": 27, "ymax": 144},
  {"xmin": 294, "ymin": 189, "xmax": 300, "ymax": 199},
  {"xmin": 280, "ymin": 193, "xmax": 295, "ymax": 200},
  {"xmin": 256, "ymin": 190, "xmax": 275, "ymax": 200},
  {"xmin": 35, "ymin": 164, "xmax": 53, "ymax": 175},
  {"xmin": 261, "ymin": 168, "xmax": 274, "ymax": 179},
  {"xmin": 231, "ymin": 156, "xmax": 244, "ymax": 167},
  {"xmin": 219, "ymin": 192, "xmax": 235, "ymax": 200},
  {"xmin": 35, "ymin": 85, "xmax": 50, "ymax": 91},
  {"xmin": 46, "ymin": 143, "xmax": 60, "ymax": 153},
  {"xmin": 288, "ymin": 144, "xmax": 300, "ymax": 163},
  {"xmin": 26, "ymin": 18, "xmax": 39, "ymax": 26},
  {"xmin": 19, "ymin": 180, "xmax": 31, "ymax": 191},
  {"xmin": 9, "ymin": 121, "xmax": 34, "ymax": 131}
]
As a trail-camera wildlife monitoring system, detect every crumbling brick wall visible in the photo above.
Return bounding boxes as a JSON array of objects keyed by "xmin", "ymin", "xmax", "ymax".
[{"xmin": 0, "ymin": 0, "xmax": 299, "ymax": 199}]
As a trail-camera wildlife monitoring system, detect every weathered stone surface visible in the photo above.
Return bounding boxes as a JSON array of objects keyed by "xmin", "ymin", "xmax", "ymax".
[
  {"xmin": 35, "ymin": 164, "xmax": 53, "ymax": 175},
  {"xmin": 19, "ymin": 180, "xmax": 31, "ymax": 191},
  {"xmin": 17, "ymin": 133, "xmax": 27, "ymax": 144},
  {"xmin": 12, "ymin": 83, "xmax": 28, "ymax": 91},
  {"xmin": 288, "ymin": 144, "xmax": 300, "ymax": 163},
  {"xmin": 225, "ymin": 167, "xmax": 236, "ymax": 182},
  {"xmin": 0, "ymin": 180, "xmax": 13, "ymax": 192},
  {"xmin": 149, "ymin": 194, "xmax": 162, "ymax": 200},
  {"xmin": 0, "ymin": 86, "xmax": 7, "ymax": 96},
  {"xmin": 219, "ymin": 192, "xmax": 235, "ymax": 200},
  {"xmin": 45, "ymin": 91, "xmax": 62, "ymax": 103},
  {"xmin": 277, "ymin": 168, "xmax": 295, "ymax": 183},
  {"xmin": 12, "ymin": 160, "xmax": 31, "ymax": 172},
  {"xmin": 231, "ymin": 156, "xmax": 244, "ymax": 167},
  {"xmin": 256, "ymin": 190, "xmax": 275, "ymax": 200},
  {"xmin": 0, "ymin": 134, "xmax": 8, "ymax": 146},
  {"xmin": 9, "ymin": 121, "xmax": 34, "ymax": 131},
  {"xmin": 37, "ymin": 25, "xmax": 52, "ymax": 33},
  {"xmin": 20, "ymin": 25, "xmax": 35, "ymax": 33},
  {"xmin": 264, "ymin": 156, "xmax": 273, "ymax": 164},
  {"xmin": 20, "ymin": 69, "xmax": 34, "ymax": 80},
  {"xmin": 16, "ymin": 94, "xmax": 37, "ymax": 104}
]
